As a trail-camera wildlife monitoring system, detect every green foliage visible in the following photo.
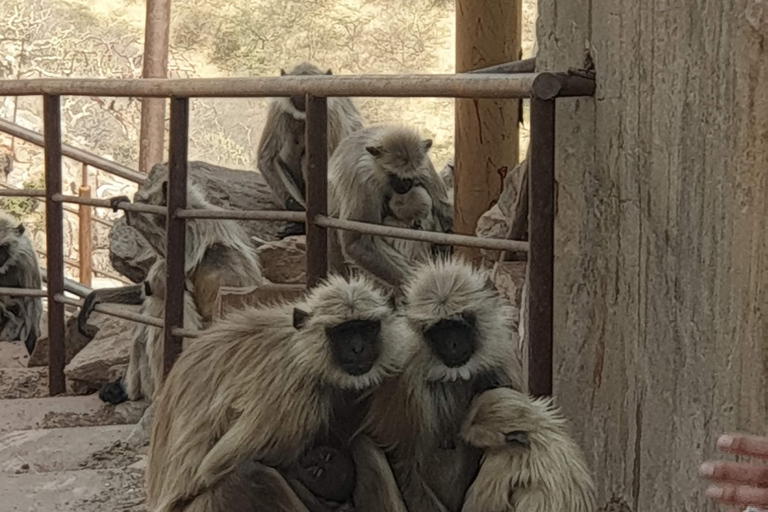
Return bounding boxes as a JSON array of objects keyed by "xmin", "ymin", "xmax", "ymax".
[{"xmin": 1, "ymin": 176, "xmax": 45, "ymax": 219}]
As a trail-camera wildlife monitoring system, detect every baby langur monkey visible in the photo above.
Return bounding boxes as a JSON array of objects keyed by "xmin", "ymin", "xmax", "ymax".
[
  {"xmin": 460, "ymin": 388, "xmax": 597, "ymax": 512},
  {"xmin": 382, "ymin": 185, "xmax": 440, "ymax": 263}
]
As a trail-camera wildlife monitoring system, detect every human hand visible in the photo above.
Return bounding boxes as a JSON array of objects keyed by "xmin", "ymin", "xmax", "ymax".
[{"xmin": 700, "ymin": 433, "xmax": 768, "ymax": 510}]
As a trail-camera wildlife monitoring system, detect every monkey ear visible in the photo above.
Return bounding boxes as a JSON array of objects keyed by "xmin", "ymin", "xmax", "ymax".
[
  {"xmin": 280, "ymin": 69, "xmax": 287, "ymax": 76},
  {"xmin": 422, "ymin": 139, "xmax": 433, "ymax": 152},
  {"xmin": 293, "ymin": 307, "xmax": 311, "ymax": 330},
  {"xmin": 15, "ymin": 223, "xmax": 24, "ymax": 236},
  {"xmin": 325, "ymin": 69, "xmax": 332, "ymax": 75},
  {"xmin": 504, "ymin": 431, "xmax": 530, "ymax": 447},
  {"xmin": 366, "ymin": 146, "xmax": 383, "ymax": 157}
]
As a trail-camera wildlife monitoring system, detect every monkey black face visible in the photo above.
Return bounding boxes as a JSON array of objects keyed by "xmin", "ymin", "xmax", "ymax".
[
  {"xmin": 0, "ymin": 243, "xmax": 10, "ymax": 267},
  {"xmin": 326, "ymin": 319, "xmax": 382, "ymax": 376},
  {"xmin": 388, "ymin": 174, "xmax": 414, "ymax": 194},
  {"xmin": 504, "ymin": 430, "xmax": 530, "ymax": 448},
  {"xmin": 424, "ymin": 312, "xmax": 477, "ymax": 368}
]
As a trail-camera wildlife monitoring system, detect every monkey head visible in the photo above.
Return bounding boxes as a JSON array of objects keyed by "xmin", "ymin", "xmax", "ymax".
[
  {"xmin": 279, "ymin": 62, "xmax": 333, "ymax": 114},
  {"xmin": 0, "ymin": 213, "xmax": 28, "ymax": 274},
  {"xmin": 404, "ymin": 258, "xmax": 516, "ymax": 382},
  {"xmin": 387, "ymin": 185, "xmax": 434, "ymax": 230},
  {"xmin": 292, "ymin": 274, "xmax": 416, "ymax": 391},
  {"xmin": 365, "ymin": 126, "xmax": 434, "ymax": 195}
]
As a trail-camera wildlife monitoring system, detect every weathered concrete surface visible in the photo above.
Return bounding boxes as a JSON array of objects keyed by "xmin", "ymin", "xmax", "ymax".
[
  {"xmin": 28, "ymin": 314, "xmax": 94, "ymax": 368},
  {"xmin": 0, "ymin": 368, "xmax": 48, "ymax": 399},
  {"xmin": 0, "ymin": 395, "xmax": 144, "ymax": 433},
  {"xmin": 0, "ymin": 341, "xmax": 28, "ymax": 368},
  {"xmin": 0, "ymin": 425, "xmax": 135, "ymax": 474},
  {"xmin": 537, "ymin": 0, "xmax": 768, "ymax": 509},
  {"xmin": 0, "ymin": 468, "xmax": 144, "ymax": 512}
]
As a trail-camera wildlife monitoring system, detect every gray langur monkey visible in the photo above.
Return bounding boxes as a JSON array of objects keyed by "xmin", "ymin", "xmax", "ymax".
[
  {"xmin": 359, "ymin": 257, "xmax": 524, "ymax": 512},
  {"xmin": 0, "ymin": 212, "xmax": 42, "ymax": 354},
  {"xmin": 258, "ymin": 62, "xmax": 365, "ymax": 239},
  {"xmin": 99, "ymin": 258, "xmax": 203, "ymax": 406},
  {"xmin": 460, "ymin": 388, "xmax": 596, "ymax": 512},
  {"xmin": 438, "ymin": 157, "xmax": 454, "ymax": 203},
  {"xmin": 81, "ymin": 175, "xmax": 264, "ymax": 405},
  {"xmin": 328, "ymin": 125, "xmax": 453, "ymax": 289},
  {"xmin": 146, "ymin": 274, "xmax": 417, "ymax": 512}
]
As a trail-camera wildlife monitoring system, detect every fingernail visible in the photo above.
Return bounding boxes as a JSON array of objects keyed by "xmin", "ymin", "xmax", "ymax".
[
  {"xmin": 699, "ymin": 462, "xmax": 715, "ymax": 477},
  {"xmin": 718, "ymin": 435, "xmax": 734, "ymax": 449},
  {"xmin": 705, "ymin": 486, "xmax": 724, "ymax": 499}
]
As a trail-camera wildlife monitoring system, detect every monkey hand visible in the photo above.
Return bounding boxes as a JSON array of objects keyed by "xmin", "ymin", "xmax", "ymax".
[
  {"xmin": 278, "ymin": 221, "xmax": 306, "ymax": 239},
  {"xmin": 285, "ymin": 196, "xmax": 304, "ymax": 212},
  {"xmin": 78, "ymin": 291, "xmax": 102, "ymax": 336},
  {"xmin": 109, "ymin": 195, "xmax": 131, "ymax": 212},
  {"xmin": 99, "ymin": 379, "xmax": 128, "ymax": 405}
]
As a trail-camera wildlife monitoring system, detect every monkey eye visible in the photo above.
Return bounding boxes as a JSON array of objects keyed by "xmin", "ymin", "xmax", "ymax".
[{"xmin": 504, "ymin": 431, "xmax": 529, "ymax": 447}]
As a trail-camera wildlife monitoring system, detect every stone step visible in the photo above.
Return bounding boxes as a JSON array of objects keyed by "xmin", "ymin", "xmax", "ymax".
[
  {"xmin": 0, "ymin": 425, "xmax": 138, "ymax": 474},
  {"xmin": 0, "ymin": 341, "xmax": 30, "ymax": 369},
  {"xmin": 0, "ymin": 468, "xmax": 145, "ymax": 512},
  {"xmin": 0, "ymin": 367, "xmax": 48, "ymax": 400},
  {"xmin": 0, "ymin": 395, "xmax": 147, "ymax": 433}
]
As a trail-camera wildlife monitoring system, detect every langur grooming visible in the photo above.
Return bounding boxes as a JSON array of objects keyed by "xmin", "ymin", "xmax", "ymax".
[
  {"xmin": 0, "ymin": 212, "xmax": 42, "ymax": 354},
  {"xmin": 327, "ymin": 125, "xmax": 453, "ymax": 289},
  {"xmin": 258, "ymin": 62, "xmax": 365, "ymax": 238},
  {"xmin": 146, "ymin": 274, "xmax": 416, "ymax": 512},
  {"xmin": 81, "ymin": 176, "xmax": 263, "ymax": 404},
  {"xmin": 360, "ymin": 257, "xmax": 524, "ymax": 512},
  {"xmin": 460, "ymin": 388, "xmax": 596, "ymax": 512}
]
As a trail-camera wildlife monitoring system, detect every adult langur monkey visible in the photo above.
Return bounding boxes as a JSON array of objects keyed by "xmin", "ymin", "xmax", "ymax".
[
  {"xmin": 78, "ymin": 174, "xmax": 263, "ymax": 405},
  {"xmin": 359, "ymin": 257, "xmax": 524, "ymax": 512},
  {"xmin": 0, "ymin": 212, "xmax": 42, "ymax": 354},
  {"xmin": 327, "ymin": 125, "xmax": 453, "ymax": 290},
  {"xmin": 145, "ymin": 274, "xmax": 417, "ymax": 512},
  {"xmin": 258, "ymin": 62, "xmax": 365, "ymax": 239}
]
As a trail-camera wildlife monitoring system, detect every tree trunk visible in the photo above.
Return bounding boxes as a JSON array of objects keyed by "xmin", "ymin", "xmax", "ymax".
[
  {"xmin": 454, "ymin": 0, "xmax": 521, "ymax": 260},
  {"xmin": 537, "ymin": 0, "xmax": 768, "ymax": 510},
  {"xmin": 138, "ymin": 0, "xmax": 171, "ymax": 174}
]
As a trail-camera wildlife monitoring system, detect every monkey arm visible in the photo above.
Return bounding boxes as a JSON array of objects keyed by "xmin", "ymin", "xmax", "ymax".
[
  {"xmin": 77, "ymin": 284, "xmax": 145, "ymax": 336},
  {"xmin": 342, "ymin": 231, "xmax": 410, "ymax": 288},
  {"xmin": 259, "ymin": 130, "xmax": 297, "ymax": 209},
  {"xmin": 285, "ymin": 476, "xmax": 347, "ymax": 512},
  {"xmin": 351, "ymin": 435, "xmax": 408, "ymax": 512}
]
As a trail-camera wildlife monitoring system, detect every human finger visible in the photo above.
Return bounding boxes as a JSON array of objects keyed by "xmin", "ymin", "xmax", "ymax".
[
  {"xmin": 718, "ymin": 434, "xmax": 768, "ymax": 459},
  {"xmin": 705, "ymin": 484, "xmax": 768, "ymax": 508},
  {"xmin": 700, "ymin": 461, "xmax": 768, "ymax": 487}
]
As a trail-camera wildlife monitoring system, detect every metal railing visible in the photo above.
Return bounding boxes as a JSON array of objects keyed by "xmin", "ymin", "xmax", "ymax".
[{"xmin": 0, "ymin": 64, "xmax": 595, "ymax": 398}]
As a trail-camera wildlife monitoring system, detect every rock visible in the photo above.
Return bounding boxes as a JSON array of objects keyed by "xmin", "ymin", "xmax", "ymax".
[
  {"xmin": 0, "ymin": 341, "xmax": 29, "ymax": 369},
  {"xmin": 109, "ymin": 161, "xmax": 284, "ymax": 282},
  {"xmin": 0, "ymin": 368, "xmax": 48, "ymax": 399},
  {"xmin": 109, "ymin": 218, "xmax": 157, "ymax": 284},
  {"xmin": 493, "ymin": 261, "xmax": 527, "ymax": 308},
  {"xmin": 113, "ymin": 400, "xmax": 149, "ymax": 425},
  {"xmin": 64, "ymin": 307, "xmax": 141, "ymax": 392},
  {"xmin": 123, "ymin": 402, "xmax": 154, "ymax": 450},
  {"xmin": 28, "ymin": 314, "xmax": 94, "ymax": 368},
  {"xmin": 475, "ymin": 157, "xmax": 528, "ymax": 259},
  {"xmin": 255, "ymin": 235, "xmax": 307, "ymax": 284}
]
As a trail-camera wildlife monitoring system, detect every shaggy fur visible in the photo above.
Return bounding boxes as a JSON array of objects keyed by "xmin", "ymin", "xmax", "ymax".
[
  {"xmin": 360, "ymin": 257, "xmax": 524, "ymax": 512},
  {"xmin": 123, "ymin": 259, "xmax": 203, "ymax": 401},
  {"xmin": 145, "ymin": 274, "xmax": 416, "ymax": 512},
  {"xmin": 461, "ymin": 388, "xmax": 596, "ymax": 512},
  {"xmin": 327, "ymin": 125, "xmax": 453, "ymax": 289},
  {"xmin": 0, "ymin": 212, "xmax": 42, "ymax": 354},
  {"xmin": 382, "ymin": 185, "xmax": 437, "ymax": 263},
  {"xmin": 258, "ymin": 62, "xmax": 364, "ymax": 210}
]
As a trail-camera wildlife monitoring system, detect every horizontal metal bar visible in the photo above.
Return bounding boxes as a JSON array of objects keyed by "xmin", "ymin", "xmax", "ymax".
[
  {"xmin": 0, "ymin": 188, "xmax": 46, "ymax": 197},
  {"xmin": 54, "ymin": 194, "xmax": 167, "ymax": 216},
  {"xmin": 172, "ymin": 327, "xmax": 200, "ymax": 338},
  {"xmin": 0, "ymin": 287, "xmax": 46, "ymax": 298},
  {"xmin": 0, "ymin": 118, "xmax": 145, "ymax": 184},
  {"xmin": 531, "ymin": 72, "xmax": 596, "ymax": 99},
  {"xmin": 315, "ymin": 215, "xmax": 530, "ymax": 252},
  {"xmin": 469, "ymin": 58, "xmax": 537, "ymax": 74},
  {"xmin": 0, "ymin": 74, "xmax": 539, "ymax": 99},
  {"xmin": 176, "ymin": 208, "xmax": 306, "ymax": 222},
  {"xmin": 40, "ymin": 268, "xmax": 93, "ymax": 298},
  {"xmin": 55, "ymin": 294, "xmax": 164, "ymax": 328}
]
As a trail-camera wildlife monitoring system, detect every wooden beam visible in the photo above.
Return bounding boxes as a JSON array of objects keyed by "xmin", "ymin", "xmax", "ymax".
[
  {"xmin": 454, "ymin": 0, "xmax": 522, "ymax": 260},
  {"xmin": 138, "ymin": 0, "xmax": 171, "ymax": 173}
]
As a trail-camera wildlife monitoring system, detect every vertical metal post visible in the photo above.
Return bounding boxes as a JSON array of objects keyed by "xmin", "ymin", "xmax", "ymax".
[
  {"xmin": 43, "ymin": 95, "xmax": 65, "ymax": 396},
  {"xmin": 527, "ymin": 98, "xmax": 555, "ymax": 398},
  {"xmin": 305, "ymin": 95, "xmax": 328, "ymax": 288},
  {"xmin": 78, "ymin": 163, "xmax": 92, "ymax": 287},
  {"xmin": 163, "ymin": 97, "xmax": 188, "ymax": 377}
]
